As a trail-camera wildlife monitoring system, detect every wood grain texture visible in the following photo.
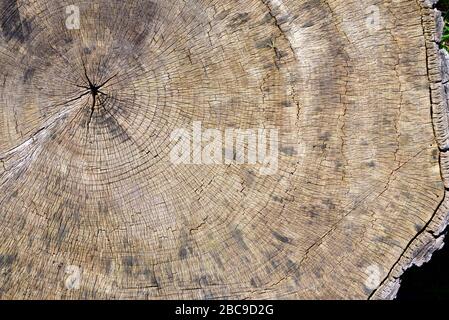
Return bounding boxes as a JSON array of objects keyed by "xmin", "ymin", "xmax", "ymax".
[{"xmin": 0, "ymin": 0, "xmax": 448, "ymax": 299}]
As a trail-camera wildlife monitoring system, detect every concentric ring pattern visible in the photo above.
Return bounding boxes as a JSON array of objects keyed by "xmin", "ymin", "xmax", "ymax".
[{"xmin": 0, "ymin": 0, "xmax": 446, "ymax": 299}]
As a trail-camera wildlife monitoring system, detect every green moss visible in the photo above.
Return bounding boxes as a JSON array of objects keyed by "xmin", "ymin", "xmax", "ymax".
[{"xmin": 439, "ymin": 0, "xmax": 449, "ymax": 51}]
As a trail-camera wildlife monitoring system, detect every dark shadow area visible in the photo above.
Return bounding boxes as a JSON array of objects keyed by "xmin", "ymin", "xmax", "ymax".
[
  {"xmin": 396, "ymin": 233, "xmax": 449, "ymax": 300},
  {"xmin": 438, "ymin": 0, "xmax": 449, "ymax": 12}
]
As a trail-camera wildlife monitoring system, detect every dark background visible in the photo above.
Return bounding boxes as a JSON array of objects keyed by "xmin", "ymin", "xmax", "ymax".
[{"xmin": 396, "ymin": 232, "xmax": 449, "ymax": 300}]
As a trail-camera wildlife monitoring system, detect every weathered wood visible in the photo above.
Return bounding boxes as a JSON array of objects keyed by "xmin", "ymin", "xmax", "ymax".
[{"xmin": 0, "ymin": 0, "xmax": 448, "ymax": 299}]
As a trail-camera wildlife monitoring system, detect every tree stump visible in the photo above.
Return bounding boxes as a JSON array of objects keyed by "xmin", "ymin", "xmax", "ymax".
[{"xmin": 0, "ymin": 0, "xmax": 448, "ymax": 300}]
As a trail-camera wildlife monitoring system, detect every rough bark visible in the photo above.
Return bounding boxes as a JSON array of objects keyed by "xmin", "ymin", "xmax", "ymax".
[{"xmin": 0, "ymin": 0, "xmax": 448, "ymax": 299}]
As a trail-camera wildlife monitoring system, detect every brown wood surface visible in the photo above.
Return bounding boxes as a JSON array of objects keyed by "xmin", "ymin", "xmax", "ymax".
[{"xmin": 0, "ymin": 0, "xmax": 448, "ymax": 299}]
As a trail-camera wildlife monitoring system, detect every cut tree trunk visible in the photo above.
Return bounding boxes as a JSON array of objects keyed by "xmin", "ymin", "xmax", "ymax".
[{"xmin": 0, "ymin": 0, "xmax": 448, "ymax": 299}]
